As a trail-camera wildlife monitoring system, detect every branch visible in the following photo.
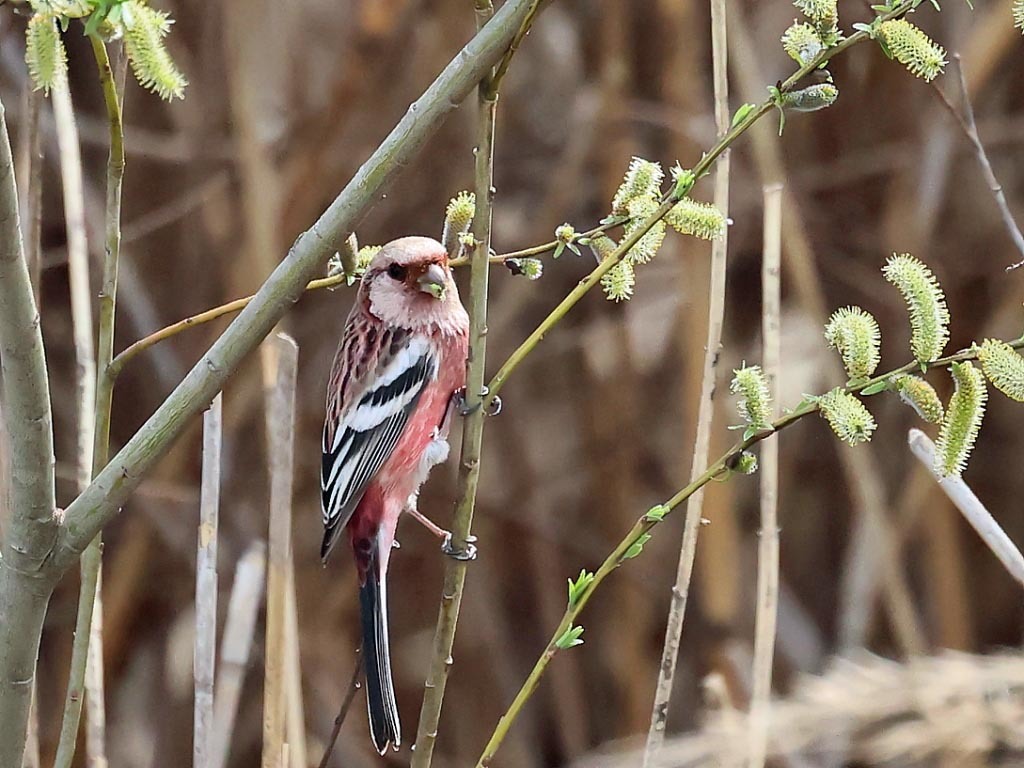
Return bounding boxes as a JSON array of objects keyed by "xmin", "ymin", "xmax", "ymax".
[
  {"xmin": 645, "ymin": 0, "xmax": 731, "ymax": 759},
  {"xmin": 472, "ymin": 344, "xmax": 1023, "ymax": 765},
  {"xmin": 411, "ymin": 0, "xmax": 506, "ymax": 763},
  {"xmin": 480, "ymin": 1, "xmax": 921, "ymax": 413},
  {"xmin": 931, "ymin": 54, "xmax": 1024, "ymax": 271},
  {"xmin": 50, "ymin": 74, "xmax": 101, "ymax": 768},
  {"xmin": 0, "ymin": 95, "xmax": 58, "ymax": 768},
  {"xmin": 50, "ymin": 0, "xmax": 540, "ymax": 570},
  {"xmin": 106, "ymin": 219, "xmax": 620, "ymax": 381}
]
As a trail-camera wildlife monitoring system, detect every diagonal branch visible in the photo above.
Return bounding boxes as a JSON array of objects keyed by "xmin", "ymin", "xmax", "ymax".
[{"xmin": 51, "ymin": 0, "xmax": 539, "ymax": 570}]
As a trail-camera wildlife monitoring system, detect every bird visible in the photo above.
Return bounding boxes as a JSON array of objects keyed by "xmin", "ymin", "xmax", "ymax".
[{"xmin": 320, "ymin": 236, "xmax": 469, "ymax": 754}]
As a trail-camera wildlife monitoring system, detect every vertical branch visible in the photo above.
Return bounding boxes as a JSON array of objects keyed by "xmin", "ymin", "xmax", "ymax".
[
  {"xmin": 54, "ymin": 38, "xmax": 126, "ymax": 768},
  {"xmin": 411, "ymin": 2, "xmax": 500, "ymax": 765},
  {"xmin": 195, "ymin": 395, "xmax": 223, "ymax": 768},
  {"xmin": 0, "ymin": 93, "xmax": 58, "ymax": 768},
  {"xmin": 211, "ymin": 541, "xmax": 267, "ymax": 768},
  {"xmin": 748, "ymin": 184, "xmax": 782, "ymax": 768},
  {"xmin": 16, "ymin": 86, "xmax": 43, "ymax": 302},
  {"xmin": 262, "ymin": 334, "xmax": 299, "ymax": 768},
  {"xmin": 643, "ymin": 0, "xmax": 731, "ymax": 761}
]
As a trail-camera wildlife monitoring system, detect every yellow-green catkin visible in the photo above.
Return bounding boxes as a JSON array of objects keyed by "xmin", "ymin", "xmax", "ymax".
[
  {"xmin": 892, "ymin": 374, "xmax": 944, "ymax": 423},
  {"xmin": 876, "ymin": 19, "xmax": 947, "ymax": 82},
  {"xmin": 442, "ymin": 191, "xmax": 476, "ymax": 255},
  {"xmin": 978, "ymin": 339, "xmax": 1024, "ymax": 402},
  {"xmin": 25, "ymin": 12, "xmax": 67, "ymax": 94},
  {"xmin": 934, "ymin": 361, "xmax": 987, "ymax": 477},
  {"xmin": 824, "ymin": 306, "xmax": 880, "ymax": 381},
  {"xmin": 730, "ymin": 364, "xmax": 773, "ymax": 429},
  {"xmin": 623, "ymin": 197, "xmax": 667, "ymax": 265},
  {"xmin": 782, "ymin": 21, "xmax": 824, "ymax": 65},
  {"xmin": 601, "ymin": 259, "xmax": 635, "ymax": 302},
  {"xmin": 818, "ymin": 388, "xmax": 877, "ymax": 445},
  {"xmin": 611, "ymin": 157, "xmax": 663, "ymax": 215},
  {"xmin": 882, "ymin": 253, "xmax": 950, "ymax": 363},
  {"xmin": 1015, "ymin": 0, "xmax": 1024, "ymax": 31},
  {"xmin": 122, "ymin": 0, "xmax": 187, "ymax": 99},
  {"xmin": 664, "ymin": 198, "xmax": 726, "ymax": 241}
]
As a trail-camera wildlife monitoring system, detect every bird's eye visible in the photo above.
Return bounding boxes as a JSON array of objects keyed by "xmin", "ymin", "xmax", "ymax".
[{"xmin": 387, "ymin": 263, "xmax": 407, "ymax": 281}]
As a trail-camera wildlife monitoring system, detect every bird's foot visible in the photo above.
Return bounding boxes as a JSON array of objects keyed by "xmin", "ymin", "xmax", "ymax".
[
  {"xmin": 441, "ymin": 534, "xmax": 478, "ymax": 561},
  {"xmin": 455, "ymin": 387, "xmax": 501, "ymax": 417}
]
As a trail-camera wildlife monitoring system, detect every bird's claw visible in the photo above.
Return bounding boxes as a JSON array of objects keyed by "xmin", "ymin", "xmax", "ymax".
[
  {"xmin": 441, "ymin": 534, "xmax": 478, "ymax": 561},
  {"xmin": 455, "ymin": 387, "xmax": 501, "ymax": 417}
]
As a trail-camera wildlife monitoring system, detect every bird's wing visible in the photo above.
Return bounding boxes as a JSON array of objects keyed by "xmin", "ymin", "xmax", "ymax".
[{"xmin": 321, "ymin": 327, "xmax": 437, "ymax": 557}]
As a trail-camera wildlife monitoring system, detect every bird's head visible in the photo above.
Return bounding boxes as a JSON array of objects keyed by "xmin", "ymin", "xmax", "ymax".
[{"xmin": 361, "ymin": 236, "xmax": 467, "ymax": 334}]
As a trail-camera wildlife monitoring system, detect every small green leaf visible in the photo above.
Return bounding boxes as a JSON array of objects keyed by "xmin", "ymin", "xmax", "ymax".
[
  {"xmin": 851, "ymin": 22, "xmax": 872, "ymax": 33},
  {"xmin": 731, "ymin": 102, "xmax": 756, "ymax": 128},
  {"xmin": 644, "ymin": 504, "xmax": 669, "ymax": 522},
  {"xmin": 567, "ymin": 570, "xmax": 595, "ymax": 608},
  {"xmin": 555, "ymin": 624, "xmax": 585, "ymax": 650},
  {"xmin": 553, "ymin": 242, "xmax": 566, "ymax": 259},
  {"xmin": 567, "ymin": 242, "xmax": 581, "ymax": 256},
  {"xmin": 621, "ymin": 533, "xmax": 652, "ymax": 561},
  {"xmin": 859, "ymin": 379, "xmax": 890, "ymax": 396}
]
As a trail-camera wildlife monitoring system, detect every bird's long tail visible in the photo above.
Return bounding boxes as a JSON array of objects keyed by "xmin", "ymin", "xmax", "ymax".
[{"xmin": 359, "ymin": 540, "xmax": 401, "ymax": 754}]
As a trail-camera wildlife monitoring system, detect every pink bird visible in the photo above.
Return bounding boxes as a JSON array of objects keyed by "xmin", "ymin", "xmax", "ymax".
[{"xmin": 321, "ymin": 236, "xmax": 469, "ymax": 754}]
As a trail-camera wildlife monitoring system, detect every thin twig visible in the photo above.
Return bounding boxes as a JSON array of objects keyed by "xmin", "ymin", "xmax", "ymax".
[
  {"xmin": 195, "ymin": 394, "xmax": 222, "ymax": 768},
  {"xmin": 643, "ymin": 0, "xmax": 731, "ymax": 762},
  {"xmin": 481, "ymin": 0, "xmax": 924, "ymax": 413},
  {"xmin": 211, "ymin": 541, "xmax": 268, "ymax": 768},
  {"xmin": 473, "ymin": 329, "xmax": 1024, "ymax": 766},
  {"xmin": 105, "ymin": 221, "xmax": 618, "ymax": 381},
  {"xmin": 262, "ymin": 334, "xmax": 299, "ymax": 768},
  {"xmin": 749, "ymin": 184, "xmax": 783, "ymax": 768},
  {"xmin": 410, "ymin": 1, "xmax": 501, "ymax": 764},
  {"xmin": 318, "ymin": 650, "xmax": 363, "ymax": 768},
  {"xmin": 53, "ymin": 39, "xmax": 125, "ymax": 768},
  {"xmin": 931, "ymin": 55, "xmax": 1024, "ymax": 271},
  {"xmin": 907, "ymin": 429, "xmax": 1024, "ymax": 589}
]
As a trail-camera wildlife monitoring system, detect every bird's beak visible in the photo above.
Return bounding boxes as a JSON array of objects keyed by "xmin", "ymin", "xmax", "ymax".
[{"xmin": 416, "ymin": 263, "xmax": 448, "ymax": 300}]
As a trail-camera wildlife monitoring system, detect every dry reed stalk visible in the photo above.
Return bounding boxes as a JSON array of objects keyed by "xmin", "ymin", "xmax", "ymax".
[
  {"xmin": 195, "ymin": 394, "xmax": 222, "ymax": 768},
  {"xmin": 643, "ymin": 0, "xmax": 731, "ymax": 761},
  {"xmin": 908, "ymin": 429, "xmax": 1024, "ymax": 589},
  {"xmin": 577, "ymin": 651, "xmax": 1024, "ymax": 768},
  {"xmin": 748, "ymin": 184, "xmax": 782, "ymax": 768},
  {"xmin": 284, "ymin": 560, "xmax": 308, "ymax": 768},
  {"xmin": 262, "ymin": 333, "xmax": 299, "ymax": 768},
  {"xmin": 211, "ymin": 541, "xmax": 267, "ymax": 768}
]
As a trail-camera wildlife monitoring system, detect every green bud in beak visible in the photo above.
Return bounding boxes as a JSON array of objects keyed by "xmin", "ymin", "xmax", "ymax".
[{"xmin": 417, "ymin": 263, "xmax": 448, "ymax": 300}]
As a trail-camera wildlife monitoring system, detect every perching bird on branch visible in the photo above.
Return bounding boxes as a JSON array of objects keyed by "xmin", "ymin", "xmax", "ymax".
[{"xmin": 320, "ymin": 236, "xmax": 469, "ymax": 754}]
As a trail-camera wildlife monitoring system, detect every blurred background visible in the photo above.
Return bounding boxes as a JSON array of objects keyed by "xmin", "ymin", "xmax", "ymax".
[{"xmin": 2, "ymin": 0, "xmax": 1024, "ymax": 765}]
